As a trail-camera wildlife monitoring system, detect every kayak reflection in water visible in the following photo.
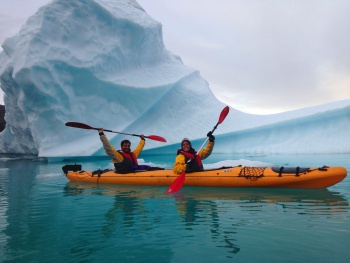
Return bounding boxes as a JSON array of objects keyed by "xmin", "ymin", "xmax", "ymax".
[
  {"xmin": 173, "ymin": 132, "xmax": 215, "ymax": 175},
  {"xmin": 98, "ymin": 128, "xmax": 149, "ymax": 173}
]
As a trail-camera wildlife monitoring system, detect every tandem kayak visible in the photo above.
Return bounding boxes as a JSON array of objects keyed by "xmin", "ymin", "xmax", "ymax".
[{"xmin": 62, "ymin": 164, "xmax": 347, "ymax": 189}]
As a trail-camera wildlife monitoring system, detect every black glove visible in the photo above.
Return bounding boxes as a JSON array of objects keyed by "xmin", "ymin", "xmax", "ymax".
[
  {"xmin": 207, "ymin": 131, "xmax": 215, "ymax": 142},
  {"xmin": 186, "ymin": 159, "xmax": 195, "ymax": 172}
]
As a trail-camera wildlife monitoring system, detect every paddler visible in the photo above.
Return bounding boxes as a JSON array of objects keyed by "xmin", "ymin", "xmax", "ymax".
[
  {"xmin": 98, "ymin": 128, "xmax": 147, "ymax": 173},
  {"xmin": 173, "ymin": 132, "xmax": 215, "ymax": 174}
]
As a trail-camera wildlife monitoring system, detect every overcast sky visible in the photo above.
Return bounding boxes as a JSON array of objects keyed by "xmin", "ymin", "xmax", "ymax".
[{"xmin": 1, "ymin": 0, "xmax": 350, "ymax": 114}]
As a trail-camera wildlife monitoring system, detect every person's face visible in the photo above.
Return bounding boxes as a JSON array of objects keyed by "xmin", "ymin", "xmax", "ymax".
[
  {"xmin": 121, "ymin": 142, "xmax": 131, "ymax": 153},
  {"xmin": 182, "ymin": 141, "xmax": 191, "ymax": 152}
]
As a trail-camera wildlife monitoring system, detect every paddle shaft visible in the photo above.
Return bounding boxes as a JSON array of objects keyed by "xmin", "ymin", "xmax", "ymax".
[
  {"xmin": 94, "ymin": 127, "xmax": 141, "ymax": 137},
  {"xmin": 66, "ymin": 122, "xmax": 143, "ymax": 137},
  {"xmin": 197, "ymin": 106, "xmax": 229, "ymax": 152},
  {"xmin": 197, "ymin": 122, "xmax": 220, "ymax": 153},
  {"xmin": 65, "ymin": 122, "xmax": 166, "ymax": 142}
]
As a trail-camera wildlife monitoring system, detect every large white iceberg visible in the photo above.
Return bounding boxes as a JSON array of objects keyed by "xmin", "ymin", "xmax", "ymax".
[{"xmin": 0, "ymin": 0, "xmax": 349, "ymax": 157}]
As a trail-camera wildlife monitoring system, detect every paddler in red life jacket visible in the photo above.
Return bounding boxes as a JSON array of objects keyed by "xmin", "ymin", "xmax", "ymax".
[
  {"xmin": 173, "ymin": 132, "xmax": 215, "ymax": 174},
  {"xmin": 98, "ymin": 128, "xmax": 146, "ymax": 173}
]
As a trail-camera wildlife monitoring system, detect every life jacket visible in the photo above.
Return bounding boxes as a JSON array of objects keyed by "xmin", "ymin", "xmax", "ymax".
[
  {"xmin": 178, "ymin": 149, "xmax": 204, "ymax": 173},
  {"xmin": 114, "ymin": 151, "xmax": 139, "ymax": 174},
  {"xmin": 118, "ymin": 151, "xmax": 139, "ymax": 165}
]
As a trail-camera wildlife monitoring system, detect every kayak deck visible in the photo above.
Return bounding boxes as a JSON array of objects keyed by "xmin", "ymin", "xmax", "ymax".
[{"xmin": 63, "ymin": 164, "xmax": 347, "ymax": 189}]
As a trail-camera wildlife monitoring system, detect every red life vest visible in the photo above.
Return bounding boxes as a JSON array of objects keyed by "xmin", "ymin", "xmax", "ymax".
[
  {"xmin": 118, "ymin": 151, "xmax": 138, "ymax": 165},
  {"xmin": 179, "ymin": 150, "xmax": 203, "ymax": 172},
  {"xmin": 113, "ymin": 150, "xmax": 139, "ymax": 174}
]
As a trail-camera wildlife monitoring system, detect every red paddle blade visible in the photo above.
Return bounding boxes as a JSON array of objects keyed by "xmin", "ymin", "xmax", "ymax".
[
  {"xmin": 146, "ymin": 135, "xmax": 167, "ymax": 142},
  {"xmin": 165, "ymin": 172, "xmax": 186, "ymax": 194},
  {"xmin": 65, "ymin": 122, "xmax": 95, "ymax": 130},
  {"xmin": 218, "ymin": 106, "xmax": 230, "ymax": 124}
]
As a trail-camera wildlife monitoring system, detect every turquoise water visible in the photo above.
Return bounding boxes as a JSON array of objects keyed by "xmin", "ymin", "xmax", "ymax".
[{"xmin": 0, "ymin": 153, "xmax": 349, "ymax": 263}]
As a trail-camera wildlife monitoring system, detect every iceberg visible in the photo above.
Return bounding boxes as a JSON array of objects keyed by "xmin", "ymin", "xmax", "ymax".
[{"xmin": 0, "ymin": 0, "xmax": 349, "ymax": 157}]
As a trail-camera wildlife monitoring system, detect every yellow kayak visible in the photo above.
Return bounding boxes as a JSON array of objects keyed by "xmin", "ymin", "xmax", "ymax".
[{"xmin": 62, "ymin": 164, "xmax": 347, "ymax": 188}]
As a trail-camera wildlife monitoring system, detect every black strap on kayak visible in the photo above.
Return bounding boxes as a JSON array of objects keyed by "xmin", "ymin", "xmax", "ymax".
[
  {"xmin": 92, "ymin": 169, "xmax": 112, "ymax": 177},
  {"xmin": 318, "ymin": 165, "xmax": 329, "ymax": 171},
  {"xmin": 272, "ymin": 167, "xmax": 310, "ymax": 176},
  {"xmin": 278, "ymin": 166, "xmax": 284, "ymax": 177}
]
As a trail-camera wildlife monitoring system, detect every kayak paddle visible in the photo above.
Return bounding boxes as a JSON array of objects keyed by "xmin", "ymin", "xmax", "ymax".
[
  {"xmin": 164, "ymin": 172, "xmax": 186, "ymax": 194},
  {"xmin": 65, "ymin": 122, "xmax": 167, "ymax": 142},
  {"xmin": 165, "ymin": 106, "xmax": 230, "ymax": 194}
]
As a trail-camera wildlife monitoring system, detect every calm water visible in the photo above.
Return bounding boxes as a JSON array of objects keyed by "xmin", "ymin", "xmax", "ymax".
[{"xmin": 0, "ymin": 153, "xmax": 349, "ymax": 263}]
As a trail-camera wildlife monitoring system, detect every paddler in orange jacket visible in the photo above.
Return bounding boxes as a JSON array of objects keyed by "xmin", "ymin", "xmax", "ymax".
[
  {"xmin": 98, "ymin": 128, "xmax": 146, "ymax": 173},
  {"xmin": 173, "ymin": 132, "xmax": 215, "ymax": 175}
]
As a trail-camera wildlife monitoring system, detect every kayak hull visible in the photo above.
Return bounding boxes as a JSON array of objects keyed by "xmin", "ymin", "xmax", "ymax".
[{"xmin": 63, "ymin": 165, "xmax": 347, "ymax": 189}]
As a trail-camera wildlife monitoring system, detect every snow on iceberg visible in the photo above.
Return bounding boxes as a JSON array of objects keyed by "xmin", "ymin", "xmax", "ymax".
[{"xmin": 0, "ymin": 0, "xmax": 349, "ymax": 157}]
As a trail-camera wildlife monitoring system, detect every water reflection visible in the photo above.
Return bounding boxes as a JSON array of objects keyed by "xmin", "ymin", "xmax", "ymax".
[
  {"xmin": 171, "ymin": 195, "xmax": 241, "ymax": 256},
  {"xmin": 64, "ymin": 182, "xmax": 349, "ymax": 259},
  {"xmin": 1, "ymin": 155, "xmax": 349, "ymax": 262},
  {"xmin": 64, "ymin": 182, "xmax": 349, "ymax": 210},
  {"xmin": 103, "ymin": 191, "xmax": 140, "ymax": 236},
  {"xmin": 0, "ymin": 159, "xmax": 41, "ymax": 261}
]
